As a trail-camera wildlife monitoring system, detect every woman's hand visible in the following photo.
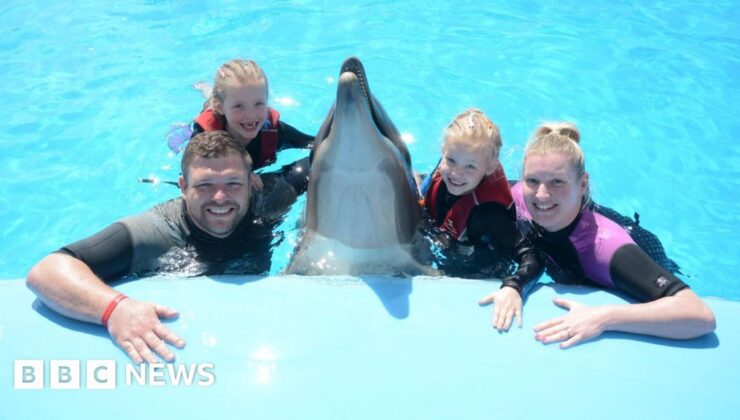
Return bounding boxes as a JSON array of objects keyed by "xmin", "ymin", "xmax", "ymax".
[{"xmin": 533, "ymin": 298, "xmax": 609, "ymax": 348}]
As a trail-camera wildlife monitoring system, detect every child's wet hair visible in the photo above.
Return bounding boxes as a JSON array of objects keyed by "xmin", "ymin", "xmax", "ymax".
[
  {"xmin": 443, "ymin": 108, "xmax": 502, "ymax": 159},
  {"xmin": 209, "ymin": 59, "xmax": 268, "ymax": 112}
]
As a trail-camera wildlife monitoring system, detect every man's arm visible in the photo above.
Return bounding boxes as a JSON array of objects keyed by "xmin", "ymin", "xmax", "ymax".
[
  {"xmin": 27, "ymin": 253, "xmax": 122, "ymax": 323},
  {"xmin": 26, "ymin": 222, "xmax": 186, "ymax": 363}
]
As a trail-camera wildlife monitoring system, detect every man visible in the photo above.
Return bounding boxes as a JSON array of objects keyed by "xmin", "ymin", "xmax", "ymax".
[{"xmin": 27, "ymin": 131, "xmax": 267, "ymax": 364}]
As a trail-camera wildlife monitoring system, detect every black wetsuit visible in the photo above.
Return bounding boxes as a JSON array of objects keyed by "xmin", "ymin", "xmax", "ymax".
[
  {"xmin": 56, "ymin": 198, "xmax": 277, "ymax": 281},
  {"xmin": 428, "ymin": 182, "xmax": 543, "ymax": 294}
]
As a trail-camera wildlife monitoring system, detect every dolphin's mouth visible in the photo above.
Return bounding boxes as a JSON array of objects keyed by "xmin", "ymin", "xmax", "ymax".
[
  {"xmin": 334, "ymin": 56, "xmax": 413, "ymax": 174},
  {"xmin": 340, "ymin": 57, "xmax": 370, "ymax": 106}
]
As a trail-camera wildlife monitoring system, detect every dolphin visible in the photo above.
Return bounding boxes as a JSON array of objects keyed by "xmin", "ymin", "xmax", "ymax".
[{"xmin": 286, "ymin": 57, "xmax": 431, "ymax": 275}]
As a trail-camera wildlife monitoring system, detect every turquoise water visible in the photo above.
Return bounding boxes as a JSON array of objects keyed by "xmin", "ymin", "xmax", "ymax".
[{"xmin": 1, "ymin": 0, "xmax": 738, "ymax": 299}]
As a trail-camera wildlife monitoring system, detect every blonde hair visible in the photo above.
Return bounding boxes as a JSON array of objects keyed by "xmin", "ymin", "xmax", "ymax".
[
  {"xmin": 442, "ymin": 108, "xmax": 502, "ymax": 160},
  {"xmin": 524, "ymin": 121, "xmax": 590, "ymax": 204},
  {"xmin": 209, "ymin": 59, "xmax": 268, "ymax": 112}
]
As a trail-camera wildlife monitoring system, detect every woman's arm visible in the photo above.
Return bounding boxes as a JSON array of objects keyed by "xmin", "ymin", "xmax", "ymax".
[
  {"xmin": 533, "ymin": 288, "xmax": 716, "ymax": 348},
  {"xmin": 533, "ymin": 244, "xmax": 715, "ymax": 347}
]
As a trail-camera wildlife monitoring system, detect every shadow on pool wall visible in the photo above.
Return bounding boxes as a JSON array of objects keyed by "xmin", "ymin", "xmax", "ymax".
[
  {"xmin": 29, "ymin": 274, "xmax": 272, "ymax": 343},
  {"xmin": 358, "ymin": 276, "xmax": 413, "ymax": 319},
  {"xmin": 28, "ymin": 275, "xmax": 719, "ymax": 352}
]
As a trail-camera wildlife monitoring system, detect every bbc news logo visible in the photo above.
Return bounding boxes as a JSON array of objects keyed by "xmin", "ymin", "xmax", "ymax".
[{"xmin": 13, "ymin": 360, "xmax": 215, "ymax": 389}]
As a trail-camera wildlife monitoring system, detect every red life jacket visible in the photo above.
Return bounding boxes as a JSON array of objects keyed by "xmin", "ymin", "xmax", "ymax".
[
  {"xmin": 193, "ymin": 107, "xmax": 281, "ymax": 168},
  {"xmin": 424, "ymin": 166, "xmax": 514, "ymax": 240}
]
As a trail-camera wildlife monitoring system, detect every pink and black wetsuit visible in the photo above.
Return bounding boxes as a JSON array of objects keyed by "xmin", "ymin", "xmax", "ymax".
[{"xmin": 511, "ymin": 183, "xmax": 687, "ymax": 301}]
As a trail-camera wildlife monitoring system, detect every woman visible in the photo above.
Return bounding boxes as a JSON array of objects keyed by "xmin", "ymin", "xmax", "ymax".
[{"xmin": 512, "ymin": 122, "xmax": 715, "ymax": 348}]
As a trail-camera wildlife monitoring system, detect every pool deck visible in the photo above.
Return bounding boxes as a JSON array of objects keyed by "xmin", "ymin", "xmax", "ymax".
[{"xmin": 2, "ymin": 275, "xmax": 738, "ymax": 419}]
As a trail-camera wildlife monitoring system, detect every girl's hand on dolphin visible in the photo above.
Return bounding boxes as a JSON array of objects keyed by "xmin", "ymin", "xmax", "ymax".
[
  {"xmin": 106, "ymin": 298, "xmax": 185, "ymax": 364},
  {"xmin": 478, "ymin": 286, "xmax": 523, "ymax": 331},
  {"xmin": 250, "ymin": 173, "xmax": 264, "ymax": 191},
  {"xmin": 533, "ymin": 298, "xmax": 608, "ymax": 349}
]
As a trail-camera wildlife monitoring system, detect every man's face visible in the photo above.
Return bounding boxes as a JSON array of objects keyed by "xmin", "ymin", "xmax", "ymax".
[{"xmin": 179, "ymin": 154, "xmax": 251, "ymax": 238}]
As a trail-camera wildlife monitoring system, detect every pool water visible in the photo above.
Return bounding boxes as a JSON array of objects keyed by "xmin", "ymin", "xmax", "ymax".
[{"xmin": 1, "ymin": 0, "xmax": 738, "ymax": 299}]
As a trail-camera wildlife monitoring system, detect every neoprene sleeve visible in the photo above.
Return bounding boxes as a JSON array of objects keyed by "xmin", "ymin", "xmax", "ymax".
[
  {"xmin": 278, "ymin": 121, "xmax": 314, "ymax": 149},
  {"xmin": 610, "ymin": 244, "xmax": 688, "ymax": 301},
  {"xmin": 55, "ymin": 223, "xmax": 133, "ymax": 282},
  {"xmin": 468, "ymin": 203, "xmax": 544, "ymax": 293}
]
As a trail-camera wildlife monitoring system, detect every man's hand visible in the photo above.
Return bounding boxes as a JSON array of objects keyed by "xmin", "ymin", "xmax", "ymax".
[
  {"xmin": 106, "ymin": 298, "xmax": 185, "ymax": 364},
  {"xmin": 478, "ymin": 286, "xmax": 523, "ymax": 331}
]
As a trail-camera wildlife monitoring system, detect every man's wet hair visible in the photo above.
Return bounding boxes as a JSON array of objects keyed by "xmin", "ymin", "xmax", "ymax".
[{"xmin": 181, "ymin": 131, "xmax": 253, "ymax": 182}]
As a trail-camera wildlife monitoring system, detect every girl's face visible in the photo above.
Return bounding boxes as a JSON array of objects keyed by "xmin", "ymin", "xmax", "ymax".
[
  {"xmin": 522, "ymin": 152, "xmax": 588, "ymax": 232},
  {"xmin": 215, "ymin": 81, "xmax": 268, "ymax": 145},
  {"xmin": 439, "ymin": 141, "xmax": 497, "ymax": 196}
]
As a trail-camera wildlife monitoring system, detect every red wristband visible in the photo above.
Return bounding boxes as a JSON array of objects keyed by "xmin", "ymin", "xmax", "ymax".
[{"xmin": 101, "ymin": 294, "xmax": 128, "ymax": 327}]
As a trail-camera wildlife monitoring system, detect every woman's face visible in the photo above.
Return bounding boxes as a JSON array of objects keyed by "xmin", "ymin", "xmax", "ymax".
[{"xmin": 522, "ymin": 152, "xmax": 588, "ymax": 232}]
